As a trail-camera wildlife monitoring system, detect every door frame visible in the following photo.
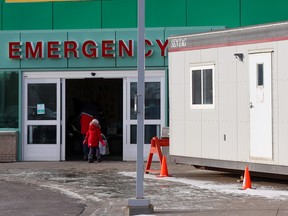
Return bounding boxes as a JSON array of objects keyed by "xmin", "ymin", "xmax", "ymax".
[
  {"xmin": 23, "ymin": 78, "xmax": 61, "ymax": 161},
  {"xmin": 23, "ymin": 70, "xmax": 166, "ymax": 161},
  {"xmin": 123, "ymin": 76, "xmax": 166, "ymax": 161},
  {"xmin": 249, "ymin": 52, "xmax": 273, "ymax": 160}
]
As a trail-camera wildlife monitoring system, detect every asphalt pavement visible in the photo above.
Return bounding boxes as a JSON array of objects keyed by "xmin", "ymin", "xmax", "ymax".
[{"xmin": 1, "ymin": 160, "xmax": 288, "ymax": 216}]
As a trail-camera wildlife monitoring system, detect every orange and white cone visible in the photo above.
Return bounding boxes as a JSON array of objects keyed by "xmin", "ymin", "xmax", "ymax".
[
  {"xmin": 159, "ymin": 156, "xmax": 170, "ymax": 177},
  {"xmin": 242, "ymin": 166, "xmax": 252, "ymax": 190}
]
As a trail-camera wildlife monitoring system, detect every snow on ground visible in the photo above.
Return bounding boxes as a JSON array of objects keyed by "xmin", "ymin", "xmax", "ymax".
[
  {"xmin": 41, "ymin": 184, "xmax": 86, "ymax": 201},
  {"xmin": 119, "ymin": 171, "xmax": 288, "ymax": 200}
]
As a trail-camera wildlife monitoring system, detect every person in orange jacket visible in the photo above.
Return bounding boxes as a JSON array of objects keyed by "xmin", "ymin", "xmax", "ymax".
[{"xmin": 83, "ymin": 119, "xmax": 105, "ymax": 163}]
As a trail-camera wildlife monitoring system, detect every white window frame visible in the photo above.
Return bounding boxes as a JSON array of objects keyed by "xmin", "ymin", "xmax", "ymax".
[{"xmin": 190, "ymin": 64, "xmax": 215, "ymax": 109}]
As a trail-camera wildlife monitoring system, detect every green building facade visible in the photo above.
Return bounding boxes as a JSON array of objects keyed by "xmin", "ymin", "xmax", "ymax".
[{"xmin": 1, "ymin": 0, "xmax": 288, "ymax": 161}]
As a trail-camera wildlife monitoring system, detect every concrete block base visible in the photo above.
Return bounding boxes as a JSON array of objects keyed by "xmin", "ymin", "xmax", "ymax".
[
  {"xmin": 126, "ymin": 199, "xmax": 154, "ymax": 215},
  {"xmin": 0, "ymin": 131, "xmax": 17, "ymax": 162}
]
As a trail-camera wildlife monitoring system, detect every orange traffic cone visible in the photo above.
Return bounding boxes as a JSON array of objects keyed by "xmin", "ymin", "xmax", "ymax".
[
  {"xmin": 159, "ymin": 156, "xmax": 170, "ymax": 177},
  {"xmin": 242, "ymin": 166, "xmax": 252, "ymax": 190}
]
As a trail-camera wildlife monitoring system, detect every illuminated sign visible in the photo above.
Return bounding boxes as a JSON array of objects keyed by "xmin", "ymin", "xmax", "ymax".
[{"xmin": 9, "ymin": 39, "xmax": 168, "ymax": 59}]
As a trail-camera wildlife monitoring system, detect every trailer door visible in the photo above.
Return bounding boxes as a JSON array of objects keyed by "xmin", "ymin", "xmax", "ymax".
[{"xmin": 249, "ymin": 52, "xmax": 272, "ymax": 160}]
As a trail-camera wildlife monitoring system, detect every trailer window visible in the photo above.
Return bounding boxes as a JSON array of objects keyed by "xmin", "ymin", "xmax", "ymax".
[
  {"xmin": 190, "ymin": 65, "xmax": 214, "ymax": 109},
  {"xmin": 257, "ymin": 64, "xmax": 264, "ymax": 87},
  {"xmin": 192, "ymin": 70, "xmax": 202, "ymax": 104}
]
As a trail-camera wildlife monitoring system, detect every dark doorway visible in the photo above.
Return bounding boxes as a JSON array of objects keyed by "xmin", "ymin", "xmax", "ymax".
[{"xmin": 65, "ymin": 78, "xmax": 123, "ymax": 161}]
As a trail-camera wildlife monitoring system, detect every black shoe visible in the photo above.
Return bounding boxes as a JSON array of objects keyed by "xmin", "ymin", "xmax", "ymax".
[
  {"xmin": 88, "ymin": 154, "xmax": 93, "ymax": 163},
  {"xmin": 97, "ymin": 158, "xmax": 102, "ymax": 163}
]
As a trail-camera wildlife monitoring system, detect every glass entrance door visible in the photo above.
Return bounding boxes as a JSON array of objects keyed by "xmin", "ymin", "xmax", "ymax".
[
  {"xmin": 23, "ymin": 78, "xmax": 61, "ymax": 161},
  {"xmin": 124, "ymin": 77, "xmax": 165, "ymax": 161}
]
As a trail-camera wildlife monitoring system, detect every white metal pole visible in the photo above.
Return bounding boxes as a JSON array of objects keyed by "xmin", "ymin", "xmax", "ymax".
[
  {"xmin": 127, "ymin": 2, "xmax": 152, "ymax": 213},
  {"xmin": 136, "ymin": 0, "xmax": 145, "ymax": 199}
]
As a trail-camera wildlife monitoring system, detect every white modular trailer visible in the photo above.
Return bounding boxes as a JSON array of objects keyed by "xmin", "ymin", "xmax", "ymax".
[{"xmin": 168, "ymin": 21, "xmax": 288, "ymax": 175}]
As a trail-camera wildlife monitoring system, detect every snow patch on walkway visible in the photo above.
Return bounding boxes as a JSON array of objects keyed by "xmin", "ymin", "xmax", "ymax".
[
  {"xmin": 41, "ymin": 184, "xmax": 86, "ymax": 201},
  {"xmin": 119, "ymin": 171, "xmax": 288, "ymax": 200}
]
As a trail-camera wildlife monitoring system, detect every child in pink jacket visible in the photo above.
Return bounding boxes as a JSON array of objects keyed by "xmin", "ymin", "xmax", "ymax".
[{"xmin": 83, "ymin": 119, "xmax": 105, "ymax": 163}]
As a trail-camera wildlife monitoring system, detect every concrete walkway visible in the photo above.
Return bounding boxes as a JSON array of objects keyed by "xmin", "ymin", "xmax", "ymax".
[{"xmin": 0, "ymin": 161, "xmax": 288, "ymax": 216}]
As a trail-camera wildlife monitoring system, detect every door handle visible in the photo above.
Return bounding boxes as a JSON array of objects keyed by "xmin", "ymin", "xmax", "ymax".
[
  {"xmin": 250, "ymin": 102, "xmax": 254, "ymax": 109},
  {"xmin": 134, "ymin": 94, "xmax": 138, "ymax": 114}
]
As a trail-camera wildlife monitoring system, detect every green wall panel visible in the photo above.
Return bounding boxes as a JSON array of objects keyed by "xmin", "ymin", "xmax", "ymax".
[
  {"xmin": 102, "ymin": 0, "xmax": 137, "ymax": 28},
  {"xmin": 21, "ymin": 31, "xmax": 67, "ymax": 68},
  {"xmin": 0, "ymin": 3, "xmax": 2, "ymax": 30},
  {"xmin": 3, "ymin": 0, "xmax": 288, "ymax": 31},
  {"xmin": 187, "ymin": 0, "xmax": 240, "ymax": 28},
  {"xmin": 0, "ymin": 27, "xmax": 228, "ymax": 70},
  {"xmin": 2, "ymin": 2, "xmax": 52, "ymax": 30},
  {"xmin": 67, "ymin": 30, "xmax": 116, "ymax": 68},
  {"xmin": 146, "ymin": 0, "xmax": 186, "ymax": 27},
  {"xmin": 241, "ymin": 0, "xmax": 288, "ymax": 26},
  {"xmin": 53, "ymin": 1, "xmax": 101, "ymax": 29},
  {"xmin": 0, "ymin": 32, "xmax": 20, "ymax": 68}
]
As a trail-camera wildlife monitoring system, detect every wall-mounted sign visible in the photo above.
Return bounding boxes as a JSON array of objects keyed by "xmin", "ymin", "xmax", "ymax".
[{"xmin": 8, "ymin": 39, "xmax": 168, "ymax": 59}]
